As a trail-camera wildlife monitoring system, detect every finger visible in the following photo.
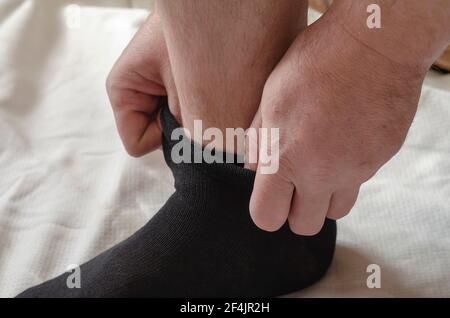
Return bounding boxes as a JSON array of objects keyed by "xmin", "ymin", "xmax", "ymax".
[
  {"xmin": 250, "ymin": 172, "xmax": 294, "ymax": 232},
  {"xmin": 288, "ymin": 188, "xmax": 331, "ymax": 236},
  {"xmin": 245, "ymin": 108, "xmax": 262, "ymax": 171},
  {"xmin": 113, "ymin": 92, "xmax": 163, "ymax": 157},
  {"xmin": 327, "ymin": 187, "xmax": 360, "ymax": 220}
]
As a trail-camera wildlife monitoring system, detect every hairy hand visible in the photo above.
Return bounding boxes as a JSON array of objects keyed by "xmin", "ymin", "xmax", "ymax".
[
  {"xmin": 249, "ymin": 14, "xmax": 426, "ymax": 235},
  {"xmin": 106, "ymin": 12, "xmax": 175, "ymax": 157}
]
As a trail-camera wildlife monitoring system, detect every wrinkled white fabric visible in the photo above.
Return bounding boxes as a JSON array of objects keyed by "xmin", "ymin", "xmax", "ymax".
[{"xmin": 1, "ymin": 0, "xmax": 449, "ymax": 297}]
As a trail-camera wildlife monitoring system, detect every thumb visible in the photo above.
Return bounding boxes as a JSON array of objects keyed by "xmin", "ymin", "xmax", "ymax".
[
  {"xmin": 247, "ymin": 109, "xmax": 294, "ymax": 232},
  {"xmin": 114, "ymin": 94, "xmax": 164, "ymax": 157}
]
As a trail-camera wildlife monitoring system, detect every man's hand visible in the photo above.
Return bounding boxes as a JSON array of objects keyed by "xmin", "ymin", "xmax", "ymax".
[
  {"xmin": 249, "ymin": 12, "xmax": 426, "ymax": 236},
  {"xmin": 106, "ymin": 12, "xmax": 175, "ymax": 157}
]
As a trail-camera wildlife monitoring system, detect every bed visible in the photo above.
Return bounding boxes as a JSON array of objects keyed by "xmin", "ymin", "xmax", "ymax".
[{"xmin": 1, "ymin": 0, "xmax": 449, "ymax": 297}]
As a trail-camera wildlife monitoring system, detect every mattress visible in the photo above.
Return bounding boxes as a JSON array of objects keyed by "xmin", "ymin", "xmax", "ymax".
[{"xmin": 1, "ymin": 0, "xmax": 449, "ymax": 297}]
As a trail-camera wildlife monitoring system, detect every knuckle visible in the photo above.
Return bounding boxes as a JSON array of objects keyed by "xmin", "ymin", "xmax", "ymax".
[
  {"xmin": 105, "ymin": 70, "xmax": 117, "ymax": 94},
  {"xmin": 109, "ymin": 89, "xmax": 129, "ymax": 111},
  {"xmin": 263, "ymin": 100, "xmax": 287, "ymax": 123},
  {"xmin": 308, "ymin": 160, "xmax": 338, "ymax": 185},
  {"xmin": 124, "ymin": 144, "xmax": 145, "ymax": 158}
]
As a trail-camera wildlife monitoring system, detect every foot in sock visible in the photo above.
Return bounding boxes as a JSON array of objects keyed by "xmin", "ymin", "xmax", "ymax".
[{"xmin": 17, "ymin": 105, "xmax": 336, "ymax": 298}]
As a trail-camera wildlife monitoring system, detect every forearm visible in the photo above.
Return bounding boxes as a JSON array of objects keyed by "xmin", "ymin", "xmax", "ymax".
[{"xmin": 328, "ymin": 0, "xmax": 450, "ymax": 72}]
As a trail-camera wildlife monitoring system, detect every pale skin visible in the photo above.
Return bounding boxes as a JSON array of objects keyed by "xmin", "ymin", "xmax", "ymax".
[{"xmin": 107, "ymin": 0, "xmax": 450, "ymax": 236}]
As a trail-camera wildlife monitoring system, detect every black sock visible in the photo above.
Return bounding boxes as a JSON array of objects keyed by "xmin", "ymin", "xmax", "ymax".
[{"xmin": 17, "ymin": 105, "xmax": 336, "ymax": 298}]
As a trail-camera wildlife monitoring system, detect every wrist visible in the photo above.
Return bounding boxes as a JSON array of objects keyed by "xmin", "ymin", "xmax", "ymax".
[
  {"xmin": 289, "ymin": 13, "xmax": 425, "ymax": 118},
  {"xmin": 327, "ymin": 0, "xmax": 450, "ymax": 74},
  {"xmin": 304, "ymin": 12, "xmax": 427, "ymax": 87}
]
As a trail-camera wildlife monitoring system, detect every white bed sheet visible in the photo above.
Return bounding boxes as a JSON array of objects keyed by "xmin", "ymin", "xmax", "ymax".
[{"xmin": 1, "ymin": 0, "xmax": 449, "ymax": 298}]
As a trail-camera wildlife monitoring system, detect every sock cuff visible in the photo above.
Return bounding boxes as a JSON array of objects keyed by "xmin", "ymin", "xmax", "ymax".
[{"xmin": 160, "ymin": 102, "xmax": 256, "ymax": 194}]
